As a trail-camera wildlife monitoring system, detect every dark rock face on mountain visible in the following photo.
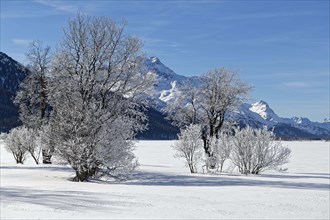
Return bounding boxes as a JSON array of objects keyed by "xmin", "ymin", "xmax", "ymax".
[{"xmin": 0, "ymin": 52, "xmax": 29, "ymax": 132}]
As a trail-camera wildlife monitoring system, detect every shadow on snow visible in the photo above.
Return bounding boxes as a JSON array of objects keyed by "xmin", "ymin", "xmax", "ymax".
[
  {"xmin": 120, "ymin": 171, "xmax": 330, "ymax": 191},
  {"xmin": 1, "ymin": 165, "xmax": 329, "ymax": 191},
  {"xmin": 0, "ymin": 165, "xmax": 73, "ymax": 172},
  {"xmin": 0, "ymin": 187, "xmax": 138, "ymax": 212}
]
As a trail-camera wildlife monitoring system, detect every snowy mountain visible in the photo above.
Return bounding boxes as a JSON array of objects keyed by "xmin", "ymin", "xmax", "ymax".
[
  {"xmin": 143, "ymin": 56, "xmax": 329, "ymax": 140},
  {"xmin": 249, "ymin": 100, "xmax": 284, "ymax": 123},
  {"xmin": 144, "ymin": 57, "xmax": 199, "ymax": 108},
  {"xmin": 231, "ymin": 100, "xmax": 330, "ymax": 140},
  {"xmin": 0, "ymin": 52, "xmax": 328, "ymax": 140},
  {"xmin": 233, "ymin": 101, "xmax": 285, "ymax": 127},
  {"xmin": 288, "ymin": 116, "xmax": 330, "ymax": 139}
]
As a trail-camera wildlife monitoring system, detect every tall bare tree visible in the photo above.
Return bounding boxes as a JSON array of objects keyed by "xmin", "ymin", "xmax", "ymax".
[
  {"xmin": 200, "ymin": 68, "xmax": 252, "ymax": 159},
  {"xmin": 166, "ymin": 68, "xmax": 252, "ymax": 169},
  {"xmin": 48, "ymin": 14, "xmax": 155, "ymax": 181},
  {"xmin": 14, "ymin": 40, "xmax": 53, "ymax": 164}
]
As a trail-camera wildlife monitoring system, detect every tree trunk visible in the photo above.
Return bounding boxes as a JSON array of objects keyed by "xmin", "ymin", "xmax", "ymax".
[
  {"xmin": 202, "ymin": 134, "xmax": 217, "ymax": 170},
  {"xmin": 31, "ymin": 154, "xmax": 39, "ymax": 164},
  {"xmin": 201, "ymin": 134, "xmax": 212, "ymax": 157},
  {"xmin": 73, "ymin": 171, "xmax": 90, "ymax": 182},
  {"xmin": 219, "ymin": 161, "xmax": 224, "ymax": 172},
  {"xmin": 188, "ymin": 163, "xmax": 196, "ymax": 173},
  {"xmin": 15, "ymin": 158, "xmax": 24, "ymax": 164},
  {"xmin": 72, "ymin": 167, "xmax": 98, "ymax": 182},
  {"xmin": 42, "ymin": 149, "xmax": 52, "ymax": 164},
  {"xmin": 14, "ymin": 152, "xmax": 24, "ymax": 164}
]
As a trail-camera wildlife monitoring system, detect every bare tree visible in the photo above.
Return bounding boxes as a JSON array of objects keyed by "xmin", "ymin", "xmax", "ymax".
[
  {"xmin": 200, "ymin": 69, "xmax": 251, "ymax": 159},
  {"xmin": 14, "ymin": 40, "xmax": 53, "ymax": 164},
  {"xmin": 166, "ymin": 68, "xmax": 252, "ymax": 169},
  {"xmin": 5, "ymin": 127, "xmax": 29, "ymax": 164},
  {"xmin": 230, "ymin": 126, "xmax": 291, "ymax": 174},
  {"xmin": 172, "ymin": 124, "xmax": 204, "ymax": 173},
  {"xmin": 47, "ymin": 14, "xmax": 155, "ymax": 182}
]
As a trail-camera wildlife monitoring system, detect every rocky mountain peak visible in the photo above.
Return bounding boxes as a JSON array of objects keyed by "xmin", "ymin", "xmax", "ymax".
[{"xmin": 249, "ymin": 100, "xmax": 281, "ymax": 122}]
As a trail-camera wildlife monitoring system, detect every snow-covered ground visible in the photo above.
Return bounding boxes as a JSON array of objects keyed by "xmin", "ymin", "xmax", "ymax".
[{"xmin": 1, "ymin": 140, "xmax": 329, "ymax": 219}]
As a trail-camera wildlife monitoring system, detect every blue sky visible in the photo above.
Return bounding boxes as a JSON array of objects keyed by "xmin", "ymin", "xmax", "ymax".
[{"xmin": 1, "ymin": 0, "xmax": 329, "ymax": 121}]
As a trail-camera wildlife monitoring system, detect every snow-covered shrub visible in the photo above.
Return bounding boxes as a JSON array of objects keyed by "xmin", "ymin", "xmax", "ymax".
[
  {"xmin": 231, "ymin": 126, "xmax": 291, "ymax": 174},
  {"xmin": 5, "ymin": 126, "xmax": 41, "ymax": 164},
  {"xmin": 208, "ymin": 133, "xmax": 232, "ymax": 172},
  {"xmin": 5, "ymin": 127, "xmax": 29, "ymax": 164},
  {"xmin": 20, "ymin": 127, "xmax": 41, "ymax": 164},
  {"xmin": 172, "ymin": 124, "xmax": 204, "ymax": 173}
]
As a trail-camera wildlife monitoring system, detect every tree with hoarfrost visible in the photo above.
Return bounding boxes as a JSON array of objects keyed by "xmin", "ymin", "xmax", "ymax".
[
  {"xmin": 166, "ymin": 68, "xmax": 251, "ymax": 169},
  {"xmin": 172, "ymin": 124, "xmax": 204, "ymax": 173},
  {"xmin": 208, "ymin": 132, "xmax": 232, "ymax": 172},
  {"xmin": 230, "ymin": 126, "xmax": 291, "ymax": 174},
  {"xmin": 5, "ymin": 126, "xmax": 30, "ymax": 164},
  {"xmin": 47, "ymin": 14, "xmax": 155, "ymax": 181},
  {"xmin": 19, "ymin": 127, "xmax": 41, "ymax": 164},
  {"xmin": 14, "ymin": 40, "xmax": 53, "ymax": 164}
]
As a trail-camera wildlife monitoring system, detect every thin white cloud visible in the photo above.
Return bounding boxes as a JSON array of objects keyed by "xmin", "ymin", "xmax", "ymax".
[
  {"xmin": 12, "ymin": 38, "xmax": 33, "ymax": 47},
  {"xmin": 34, "ymin": 0, "xmax": 78, "ymax": 14},
  {"xmin": 1, "ymin": 0, "xmax": 76, "ymax": 18},
  {"xmin": 283, "ymin": 81, "xmax": 309, "ymax": 88}
]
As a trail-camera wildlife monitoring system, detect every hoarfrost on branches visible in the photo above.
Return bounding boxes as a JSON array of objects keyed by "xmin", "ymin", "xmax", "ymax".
[
  {"xmin": 14, "ymin": 40, "xmax": 51, "ymax": 129},
  {"xmin": 208, "ymin": 132, "xmax": 232, "ymax": 172},
  {"xmin": 14, "ymin": 40, "xmax": 53, "ymax": 164},
  {"xmin": 230, "ymin": 126, "xmax": 291, "ymax": 174},
  {"xmin": 166, "ymin": 68, "xmax": 252, "ymax": 169},
  {"xmin": 47, "ymin": 14, "xmax": 155, "ymax": 182},
  {"xmin": 172, "ymin": 124, "xmax": 204, "ymax": 173},
  {"xmin": 5, "ymin": 126, "xmax": 30, "ymax": 164}
]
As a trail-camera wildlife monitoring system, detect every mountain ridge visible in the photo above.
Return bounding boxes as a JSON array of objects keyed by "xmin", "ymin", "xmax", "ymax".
[
  {"xmin": 0, "ymin": 52, "xmax": 328, "ymax": 140},
  {"xmin": 144, "ymin": 56, "xmax": 329, "ymax": 140}
]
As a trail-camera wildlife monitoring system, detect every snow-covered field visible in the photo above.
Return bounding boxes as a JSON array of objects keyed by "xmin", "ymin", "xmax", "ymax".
[{"xmin": 1, "ymin": 140, "xmax": 329, "ymax": 219}]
